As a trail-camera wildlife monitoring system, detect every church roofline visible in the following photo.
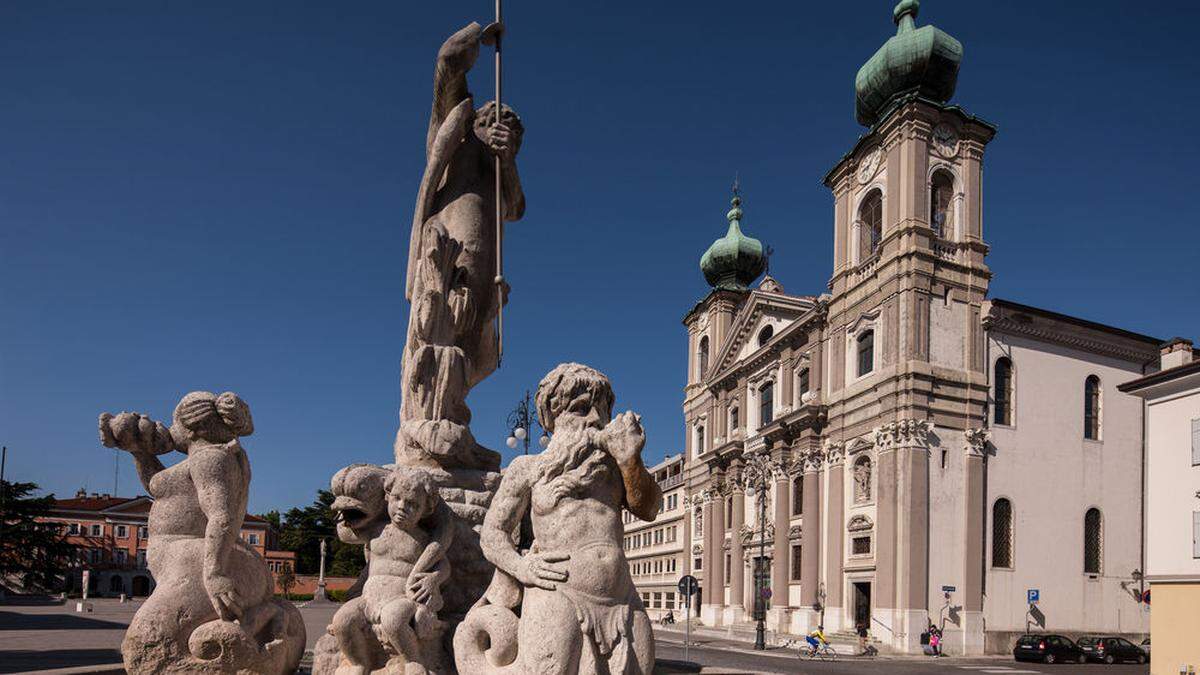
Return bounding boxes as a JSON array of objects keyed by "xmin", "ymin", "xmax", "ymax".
[
  {"xmin": 822, "ymin": 92, "xmax": 997, "ymax": 188},
  {"xmin": 987, "ymin": 298, "xmax": 1161, "ymax": 347}
]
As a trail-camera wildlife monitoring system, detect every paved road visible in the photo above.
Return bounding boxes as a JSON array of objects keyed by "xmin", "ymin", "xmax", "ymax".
[
  {"xmin": 0, "ymin": 598, "xmax": 1150, "ymax": 675},
  {"xmin": 655, "ymin": 635, "xmax": 1150, "ymax": 675}
]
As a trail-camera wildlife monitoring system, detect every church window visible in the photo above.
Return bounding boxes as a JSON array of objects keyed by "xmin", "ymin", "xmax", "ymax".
[
  {"xmin": 994, "ymin": 358, "xmax": 1013, "ymax": 425},
  {"xmin": 852, "ymin": 536, "xmax": 871, "ymax": 555},
  {"xmin": 791, "ymin": 476, "xmax": 803, "ymax": 516},
  {"xmin": 725, "ymin": 554, "xmax": 731, "ymax": 583},
  {"xmin": 725, "ymin": 497, "xmax": 733, "ymax": 528},
  {"xmin": 791, "ymin": 544, "xmax": 803, "ymax": 581},
  {"xmin": 729, "ymin": 406, "xmax": 739, "ymax": 432},
  {"xmin": 930, "ymin": 170, "xmax": 954, "ymax": 238},
  {"xmin": 853, "ymin": 455, "xmax": 872, "ymax": 504},
  {"xmin": 992, "ymin": 498, "xmax": 1013, "ymax": 568},
  {"xmin": 1084, "ymin": 376, "xmax": 1102, "ymax": 440},
  {"xmin": 759, "ymin": 382, "xmax": 774, "ymax": 426},
  {"xmin": 694, "ymin": 508, "xmax": 703, "ymax": 538},
  {"xmin": 858, "ymin": 190, "xmax": 883, "ymax": 261},
  {"xmin": 758, "ymin": 325, "xmax": 774, "ymax": 348},
  {"xmin": 1084, "ymin": 508, "xmax": 1103, "ymax": 574},
  {"xmin": 857, "ymin": 330, "xmax": 875, "ymax": 377},
  {"xmin": 695, "ymin": 425, "xmax": 705, "ymax": 454},
  {"xmin": 698, "ymin": 335, "xmax": 709, "ymax": 379},
  {"xmin": 1192, "ymin": 418, "xmax": 1200, "ymax": 466}
]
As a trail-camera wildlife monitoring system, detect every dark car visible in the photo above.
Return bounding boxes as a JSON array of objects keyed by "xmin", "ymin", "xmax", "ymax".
[
  {"xmin": 1078, "ymin": 636, "xmax": 1149, "ymax": 664},
  {"xmin": 1013, "ymin": 634, "xmax": 1085, "ymax": 664}
]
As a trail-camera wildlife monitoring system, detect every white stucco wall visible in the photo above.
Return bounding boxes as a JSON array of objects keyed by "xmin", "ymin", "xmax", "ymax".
[
  {"xmin": 984, "ymin": 333, "xmax": 1150, "ymax": 635},
  {"xmin": 1143, "ymin": 378, "xmax": 1200, "ymax": 579}
]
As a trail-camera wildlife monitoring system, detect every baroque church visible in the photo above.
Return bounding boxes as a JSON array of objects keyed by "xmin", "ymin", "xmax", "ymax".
[{"xmin": 679, "ymin": 0, "xmax": 1157, "ymax": 655}]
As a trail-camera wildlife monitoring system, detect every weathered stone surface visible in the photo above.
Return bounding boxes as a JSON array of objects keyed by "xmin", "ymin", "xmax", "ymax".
[
  {"xmin": 98, "ymin": 392, "xmax": 305, "ymax": 675},
  {"xmin": 454, "ymin": 364, "xmax": 662, "ymax": 674}
]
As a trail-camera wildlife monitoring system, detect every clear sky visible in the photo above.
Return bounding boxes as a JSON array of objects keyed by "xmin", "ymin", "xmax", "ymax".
[{"xmin": 2, "ymin": 1, "xmax": 1197, "ymax": 514}]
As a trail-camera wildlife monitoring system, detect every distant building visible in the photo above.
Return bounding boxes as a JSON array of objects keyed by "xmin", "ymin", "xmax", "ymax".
[
  {"xmin": 41, "ymin": 489, "xmax": 295, "ymax": 597},
  {"xmin": 1119, "ymin": 338, "xmax": 1200, "ymax": 674},
  {"xmin": 679, "ymin": 0, "xmax": 1165, "ymax": 655},
  {"xmin": 622, "ymin": 454, "xmax": 686, "ymax": 620}
]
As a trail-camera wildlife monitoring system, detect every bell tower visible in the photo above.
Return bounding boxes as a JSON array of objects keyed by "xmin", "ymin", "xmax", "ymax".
[{"xmin": 820, "ymin": 0, "xmax": 996, "ymax": 655}]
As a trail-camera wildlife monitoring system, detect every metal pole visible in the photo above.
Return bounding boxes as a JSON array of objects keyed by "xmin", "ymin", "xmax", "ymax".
[
  {"xmin": 684, "ymin": 591, "xmax": 690, "ymax": 662},
  {"xmin": 493, "ymin": 0, "xmax": 504, "ymax": 367},
  {"xmin": 523, "ymin": 391, "xmax": 530, "ymax": 456},
  {"xmin": 0, "ymin": 446, "xmax": 7, "ymax": 550}
]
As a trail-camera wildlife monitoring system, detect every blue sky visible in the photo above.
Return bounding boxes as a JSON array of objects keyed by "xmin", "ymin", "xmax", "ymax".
[{"xmin": 2, "ymin": 1, "xmax": 1197, "ymax": 514}]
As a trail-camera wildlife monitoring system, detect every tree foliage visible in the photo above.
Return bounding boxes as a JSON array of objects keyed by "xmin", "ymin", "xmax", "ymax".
[
  {"xmin": 0, "ymin": 480, "xmax": 73, "ymax": 591},
  {"xmin": 268, "ymin": 489, "xmax": 364, "ymax": 577}
]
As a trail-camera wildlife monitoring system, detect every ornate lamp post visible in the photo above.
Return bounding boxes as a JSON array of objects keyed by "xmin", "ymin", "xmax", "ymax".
[
  {"xmin": 741, "ymin": 447, "xmax": 775, "ymax": 651},
  {"xmin": 505, "ymin": 390, "xmax": 549, "ymax": 455}
]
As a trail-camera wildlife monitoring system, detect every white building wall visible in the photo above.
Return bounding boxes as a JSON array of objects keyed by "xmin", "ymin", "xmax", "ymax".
[
  {"xmin": 984, "ymin": 334, "xmax": 1149, "ymax": 636},
  {"xmin": 1143, "ymin": 380, "xmax": 1200, "ymax": 578}
]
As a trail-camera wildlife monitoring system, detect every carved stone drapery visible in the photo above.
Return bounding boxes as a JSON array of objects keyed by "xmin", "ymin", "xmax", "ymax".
[
  {"xmin": 739, "ymin": 522, "xmax": 775, "ymax": 544},
  {"xmin": 823, "ymin": 440, "xmax": 845, "ymax": 467},
  {"xmin": 873, "ymin": 418, "xmax": 933, "ymax": 451},
  {"xmin": 788, "ymin": 524, "xmax": 802, "ymax": 540},
  {"xmin": 847, "ymin": 514, "xmax": 874, "ymax": 532}
]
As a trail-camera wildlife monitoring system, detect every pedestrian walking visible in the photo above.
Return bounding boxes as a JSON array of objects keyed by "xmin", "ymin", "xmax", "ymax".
[{"xmin": 856, "ymin": 619, "xmax": 869, "ymax": 655}]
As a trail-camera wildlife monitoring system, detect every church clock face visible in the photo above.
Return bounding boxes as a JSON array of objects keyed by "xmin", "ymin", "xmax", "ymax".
[
  {"xmin": 932, "ymin": 124, "xmax": 959, "ymax": 157},
  {"xmin": 858, "ymin": 146, "xmax": 882, "ymax": 184}
]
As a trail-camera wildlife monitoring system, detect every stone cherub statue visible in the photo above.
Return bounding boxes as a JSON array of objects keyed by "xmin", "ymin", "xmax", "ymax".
[
  {"xmin": 329, "ymin": 467, "xmax": 455, "ymax": 675},
  {"xmin": 454, "ymin": 364, "xmax": 662, "ymax": 674},
  {"xmin": 98, "ymin": 391, "xmax": 305, "ymax": 675}
]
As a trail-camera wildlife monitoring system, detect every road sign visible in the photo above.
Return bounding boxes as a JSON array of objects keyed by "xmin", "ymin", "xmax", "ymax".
[
  {"xmin": 678, "ymin": 575, "xmax": 699, "ymax": 598},
  {"xmin": 1141, "ymin": 589, "xmax": 1150, "ymax": 605},
  {"xmin": 1027, "ymin": 589, "xmax": 1039, "ymax": 604},
  {"xmin": 941, "ymin": 585, "xmax": 956, "ymax": 593}
]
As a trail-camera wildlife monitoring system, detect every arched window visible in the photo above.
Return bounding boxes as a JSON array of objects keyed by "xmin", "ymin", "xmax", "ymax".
[
  {"xmin": 759, "ymin": 382, "xmax": 774, "ymax": 427},
  {"xmin": 857, "ymin": 330, "xmax": 875, "ymax": 377},
  {"xmin": 858, "ymin": 190, "xmax": 883, "ymax": 261},
  {"xmin": 1084, "ymin": 508, "xmax": 1103, "ymax": 574},
  {"xmin": 792, "ymin": 476, "xmax": 804, "ymax": 516},
  {"xmin": 1084, "ymin": 376, "xmax": 1101, "ymax": 440},
  {"xmin": 758, "ymin": 325, "xmax": 774, "ymax": 348},
  {"xmin": 853, "ymin": 455, "xmax": 872, "ymax": 504},
  {"xmin": 992, "ymin": 498, "xmax": 1013, "ymax": 568},
  {"xmin": 698, "ymin": 335, "xmax": 710, "ymax": 379},
  {"xmin": 695, "ymin": 425, "xmax": 705, "ymax": 454},
  {"xmin": 930, "ymin": 170, "xmax": 954, "ymax": 238},
  {"xmin": 994, "ymin": 357, "xmax": 1013, "ymax": 425}
]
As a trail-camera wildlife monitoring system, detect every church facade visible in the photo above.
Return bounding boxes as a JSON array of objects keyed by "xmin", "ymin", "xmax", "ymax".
[{"xmin": 679, "ymin": 1, "xmax": 1157, "ymax": 655}]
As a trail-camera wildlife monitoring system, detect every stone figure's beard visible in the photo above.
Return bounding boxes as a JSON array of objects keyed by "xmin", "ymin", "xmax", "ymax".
[{"xmin": 535, "ymin": 426, "xmax": 610, "ymax": 507}]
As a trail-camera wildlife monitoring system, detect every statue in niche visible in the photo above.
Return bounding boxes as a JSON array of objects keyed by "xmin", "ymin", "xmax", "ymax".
[
  {"xmin": 98, "ymin": 392, "xmax": 305, "ymax": 675},
  {"xmin": 853, "ymin": 455, "xmax": 872, "ymax": 504},
  {"xmin": 454, "ymin": 363, "xmax": 662, "ymax": 674},
  {"xmin": 329, "ymin": 467, "xmax": 455, "ymax": 675}
]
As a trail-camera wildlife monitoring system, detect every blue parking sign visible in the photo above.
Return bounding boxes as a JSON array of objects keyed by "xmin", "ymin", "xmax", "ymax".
[{"xmin": 1027, "ymin": 589, "xmax": 1039, "ymax": 604}]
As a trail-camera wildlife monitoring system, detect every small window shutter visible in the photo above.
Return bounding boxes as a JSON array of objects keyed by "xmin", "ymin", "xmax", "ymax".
[
  {"xmin": 1194, "ymin": 511, "xmax": 1200, "ymax": 559},
  {"xmin": 1192, "ymin": 419, "xmax": 1200, "ymax": 466}
]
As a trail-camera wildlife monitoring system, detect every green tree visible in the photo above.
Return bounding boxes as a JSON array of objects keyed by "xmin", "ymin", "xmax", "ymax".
[
  {"xmin": 0, "ymin": 480, "xmax": 73, "ymax": 591},
  {"xmin": 276, "ymin": 564, "xmax": 296, "ymax": 599},
  {"xmin": 272, "ymin": 489, "xmax": 364, "ymax": 578}
]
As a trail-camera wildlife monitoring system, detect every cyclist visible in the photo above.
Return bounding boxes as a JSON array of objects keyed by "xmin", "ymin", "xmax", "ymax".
[{"xmin": 805, "ymin": 625, "xmax": 829, "ymax": 656}]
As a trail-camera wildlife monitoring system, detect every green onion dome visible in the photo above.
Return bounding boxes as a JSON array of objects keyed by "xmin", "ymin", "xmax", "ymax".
[
  {"xmin": 855, "ymin": 0, "xmax": 962, "ymax": 127},
  {"xmin": 700, "ymin": 191, "xmax": 766, "ymax": 291}
]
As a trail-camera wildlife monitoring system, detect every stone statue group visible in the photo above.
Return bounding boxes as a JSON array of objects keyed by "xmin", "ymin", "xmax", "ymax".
[{"xmin": 97, "ymin": 21, "xmax": 660, "ymax": 675}]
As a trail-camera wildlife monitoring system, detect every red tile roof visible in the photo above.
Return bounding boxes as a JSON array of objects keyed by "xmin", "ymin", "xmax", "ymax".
[{"xmin": 51, "ymin": 495, "xmax": 270, "ymax": 526}]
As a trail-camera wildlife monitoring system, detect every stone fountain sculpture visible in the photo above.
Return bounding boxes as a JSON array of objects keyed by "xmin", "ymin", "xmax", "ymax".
[
  {"xmin": 314, "ymin": 20, "xmax": 523, "ymax": 675},
  {"xmin": 98, "ymin": 392, "xmax": 305, "ymax": 675}
]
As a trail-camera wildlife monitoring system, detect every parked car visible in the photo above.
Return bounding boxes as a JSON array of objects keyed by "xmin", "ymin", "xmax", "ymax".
[
  {"xmin": 1078, "ymin": 636, "xmax": 1149, "ymax": 664},
  {"xmin": 1013, "ymin": 634, "xmax": 1085, "ymax": 664},
  {"xmin": 1141, "ymin": 637, "xmax": 1151, "ymax": 656}
]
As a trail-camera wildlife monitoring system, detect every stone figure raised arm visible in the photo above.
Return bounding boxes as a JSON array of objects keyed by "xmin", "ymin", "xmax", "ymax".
[
  {"xmin": 98, "ymin": 391, "xmax": 304, "ymax": 675},
  {"xmin": 454, "ymin": 363, "xmax": 662, "ymax": 675}
]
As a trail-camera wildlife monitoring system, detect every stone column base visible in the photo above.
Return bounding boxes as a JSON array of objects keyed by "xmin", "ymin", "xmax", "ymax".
[
  {"xmin": 766, "ymin": 607, "xmax": 792, "ymax": 634},
  {"xmin": 721, "ymin": 605, "xmax": 746, "ymax": 626},
  {"xmin": 957, "ymin": 610, "xmax": 985, "ymax": 656},
  {"xmin": 820, "ymin": 605, "xmax": 845, "ymax": 634},
  {"xmin": 699, "ymin": 604, "xmax": 724, "ymax": 627},
  {"xmin": 787, "ymin": 606, "xmax": 821, "ymax": 635},
  {"xmin": 894, "ymin": 608, "xmax": 930, "ymax": 654}
]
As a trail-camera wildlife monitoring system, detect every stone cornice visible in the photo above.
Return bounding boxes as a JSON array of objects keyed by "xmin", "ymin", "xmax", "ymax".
[{"xmin": 982, "ymin": 299, "xmax": 1160, "ymax": 364}]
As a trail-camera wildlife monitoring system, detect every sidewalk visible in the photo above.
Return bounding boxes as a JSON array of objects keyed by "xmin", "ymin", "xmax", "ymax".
[{"xmin": 654, "ymin": 623, "xmax": 1010, "ymax": 662}]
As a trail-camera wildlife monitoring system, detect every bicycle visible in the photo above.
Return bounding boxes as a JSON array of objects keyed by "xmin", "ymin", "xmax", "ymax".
[{"xmin": 801, "ymin": 641, "xmax": 839, "ymax": 661}]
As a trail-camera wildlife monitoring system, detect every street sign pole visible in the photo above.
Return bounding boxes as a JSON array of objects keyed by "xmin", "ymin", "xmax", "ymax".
[{"xmin": 684, "ymin": 591, "xmax": 690, "ymax": 663}]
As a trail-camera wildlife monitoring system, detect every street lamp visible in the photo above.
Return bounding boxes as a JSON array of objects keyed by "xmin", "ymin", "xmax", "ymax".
[
  {"xmin": 505, "ymin": 390, "xmax": 548, "ymax": 455},
  {"xmin": 741, "ymin": 447, "xmax": 775, "ymax": 651}
]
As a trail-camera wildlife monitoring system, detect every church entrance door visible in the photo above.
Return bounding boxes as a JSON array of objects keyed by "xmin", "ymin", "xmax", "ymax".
[{"xmin": 852, "ymin": 581, "xmax": 872, "ymax": 630}]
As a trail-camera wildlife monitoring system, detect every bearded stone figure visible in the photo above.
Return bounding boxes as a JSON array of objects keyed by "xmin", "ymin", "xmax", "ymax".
[
  {"xmin": 454, "ymin": 363, "xmax": 662, "ymax": 674},
  {"xmin": 98, "ymin": 392, "xmax": 305, "ymax": 675}
]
